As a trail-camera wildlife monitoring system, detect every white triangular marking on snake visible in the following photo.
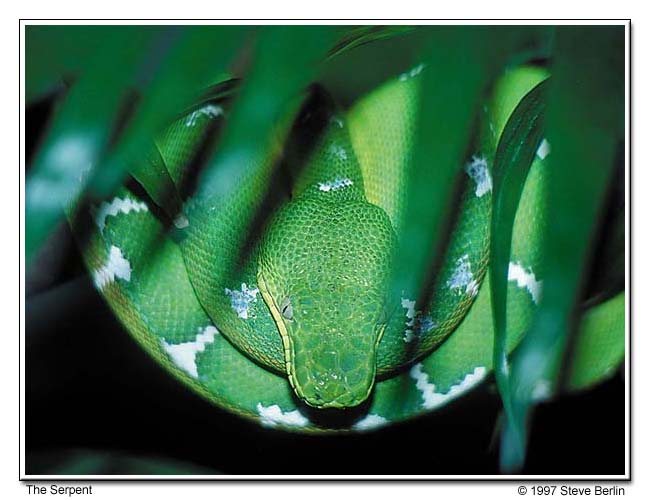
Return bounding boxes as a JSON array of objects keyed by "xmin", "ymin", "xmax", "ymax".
[
  {"xmin": 225, "ymin": 283, "xmax": 260, "ymax": 319},
  {"xmin": 401, "ymin": 296, "xmax": 417, "ymax": 343},
  {"xmin": 318, "ymin": 177, "xmax": 353, "ymax": 192},
  {"xmin": 185, "ymin": 104, "xmax": 224, "ymax": 127},
  {"xmin": 536, "ymin": 138, "xmax": 551, "ymax": 160},
  {"xmin": 464, "ymin": 155, "xmax": 492, "ymax": 197},
  {"xmin": 401, "ymin": 297, "xmax": 438, "ymax": 343},
  {"xmin": 352, "ymin": 414, "xmax": 389, "ymax": 430},
  {"xmin": 160, "ymin": 326, "xmax": 219, "ymax": 378},
  {"xmin": 95, "ymin": 197, "xmax": 148, "ymax": 234},
  {"xmin": 256, "ymin": 403, "xmax": 309, "ymax": 428},
  {"xmin": 447, "ymin": 254, "xmax": 479, "ymax": 296},
  {"xmin": 401, "ymin": 298, "xmax": 416, "ymax": 326},
  {"xmin": 508, "ymin": 262, "xmax": 543, "ymax": 305},
  {"xmin": 329, "ymin": 144, "xmax": 349, "ymax": 161},
  {"xmin": 399, "ymin": 63, "xmax": 426, "ymax": 81},
  {"xmin": 417, "ymin": 315, "xmax": 436, "ymax": 334},
  {"xmin": 92, "ymin": 246, "xmax": 132, "ymax": 290},
  {"xmin": 410, "ymin": 363, "xmax": 487, "ymax": 409}
]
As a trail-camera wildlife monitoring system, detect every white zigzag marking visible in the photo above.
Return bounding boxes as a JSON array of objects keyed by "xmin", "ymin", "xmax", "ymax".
[
  {"xmin": 352, "ymin": 414, "xmax": 389, "ymax": 431},
  {"xmin": 401, "ymin": 297, "xmax": 437, "ymax": 343},
  {"xmin": 185, "ymin": 104, "xmax": 224, "ymax": 127},
  {"xmin": 401, "ymin": 297, "xmax": 417, "ymax": 343},
  {"xmin": 465, "ymin": 155, "xmax": 493, "ymax": 197},
  {"xmin": 95, "ymin": 197, "xmax": 148, "ymax": 234},
  {"xmin": 399, "ymin": 63, "xmax": 426, "ymax": 81},
  {"xmin": 447, "ymin": 254, "xmax": 479, "ymax": 297},
  {"xmin": 318, "ymin": 177, "xmax": 354, "ymax": 192},
  {"xmin": 92, "ymin": 246, "xmax": 132, "ymax": 290},
  {"xmin": 256, "ymin": 403, "xmax": 309, "ymax": 428},
  {"xmin": 410, "ymin": 363, "xmax": 487, "ymax": 409},
  {"xmin": 329, "ymin": 144, "xmax": 348, "ymax": 161},
  {"xmin": 508, "ymin": 262, "xmax": 543, "ymax": 305},
  {"xmin": 160, "ymin": 326, "xmax": 219, "ymax": 378},
  {"xmin": 224, "ymin": 283, "xmax": 260, "ymax": 320}
]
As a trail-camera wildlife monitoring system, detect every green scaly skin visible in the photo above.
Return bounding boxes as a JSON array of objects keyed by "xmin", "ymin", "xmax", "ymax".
[{"xmin": 69, "ymin": 64, "xmax": 625, "ymax": 432}]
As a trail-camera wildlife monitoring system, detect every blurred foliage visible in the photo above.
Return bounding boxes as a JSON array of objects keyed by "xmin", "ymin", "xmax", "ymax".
[
  {"xmin": 500, "ymin": 27, "xmax": 624, "ymax": 471},
  {"xmin": 25, "ymin": 24, "xmax": 626, "ymax": 473},
  {"xmin": 28, "ymin": 449, "xmax": 218, "ymax": 475},
  {"xmin": 490, "ymin": 78, "xmax": 549, "ymax": 469}
]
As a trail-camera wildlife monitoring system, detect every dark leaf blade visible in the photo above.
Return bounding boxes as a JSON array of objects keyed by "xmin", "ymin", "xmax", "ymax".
[
  {"xmin": 25, "ymin": 29, "xmax": 162, "ymax": 260},
  {"xmin": 327, "ymin": 25, "xmax": 415, "ymax": 59},
  {"xmin": 194, "ymin": 26, "xmax": 339, "ymax": 204},
  {"xmin": 390, "ymin": 27, "xmax": 521, "ymax": 305},
  {"xmin": 489, "ymin": 78, "xmax": 549, "ymax": 460},
  {"xmin": 501, "ymin": 26, "xmax": 625, "ymax": 472},
  {"xmin": 89, "ymin": 26, "xmax": 249, "ymax": 203},
  {"xmin": 169, "ymin": 26, "xmax": 340, "ymax": 360},
  {"xmin": 568, "ymin": 292, "xmax": 625, "ymax": 391},
  {"xmin": 25, "ymin": 26, "xmax": 159, "ymax": 103}
]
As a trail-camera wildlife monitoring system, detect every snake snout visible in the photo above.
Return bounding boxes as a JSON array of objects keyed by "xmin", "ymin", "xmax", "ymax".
[{"xmin": 290, "ymin": 344, "xmax": 377, "ymax": 409}]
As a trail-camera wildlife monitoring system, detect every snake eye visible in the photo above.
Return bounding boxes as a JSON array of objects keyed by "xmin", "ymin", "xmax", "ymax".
[{"xmin": 280, "ymin": 297, "xmax": 293, "ymax": 321}]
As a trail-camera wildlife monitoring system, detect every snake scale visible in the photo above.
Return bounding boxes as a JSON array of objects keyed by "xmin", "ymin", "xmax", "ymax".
[{"xmin": 71, "ymin": 62, "xmax": 624, "ymax": 432}]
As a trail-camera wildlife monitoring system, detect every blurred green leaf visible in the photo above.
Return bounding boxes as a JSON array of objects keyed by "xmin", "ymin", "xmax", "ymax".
[
  {"xmin": 490, "ymin": 78, "xmax": 549, "ymax": 458},
  {"xmin": 183, "ymin": 26, "xmax": 339, "ymax": 286},
  {"xmin": 584, "ymin": 162, "xmax": 625, "ymax": 305},
  {"xmin": 504, "ymin": 26, "xmax": 555, "ymax": 68},
  {"xmin": 133, "ymin": 145, "xmax": 185, "ymax": 216},
  {"xmin": 26, "ymin": 26, "xmax": 249, "ymax": 261},
  {"xmin": 318, "ymin": 27, "xmax": 432, "ymax": 107},
  {"xmin": 194, "ymin": 26, "xmax": 339, "ymax": 203},
  {"xmin": 25, "ymin": 26, "xmax": 157, "ymax": 102},
  {"xmin": 31, "ymin": 449, "xmax": 217, "ymax": 475},
  {"xmin": 89, "ymin": 26, "xmax": 248, "ymax": 200},
  {"xmin": 25, "ymin": 29, "xmax": 160, "ymax": 260},
  {"xmin": 501, "ymin": 26, "xmax": 625, "ymax": 472},
  {"xmin": 568, "ymin": 292, "xmax": 625, "ymax": 390},
  {"xmin": 390, "ymin": 27, "xmax": 522, "ymax": 306},
  {"xmin": 327, "ymin": 25, "xmax": 415, "ymax": 59}
]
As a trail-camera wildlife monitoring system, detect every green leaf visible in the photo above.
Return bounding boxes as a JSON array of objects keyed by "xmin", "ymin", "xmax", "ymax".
[
  {"xmin": 25, "ymin": 29, "xmax": 161, "ymax": 260},
  {"xmin": 490, "ymin": 78, "xmax": 549, "ymax": 459},
  {"xmin": 568, "ymin": 292, "xmax": 625, "ymax": 390},
  {"xmin": 130, "ymin": 145, "xmax": 184, "ymax": 216},
  {"xmin": 30, "ymin": 449, "xmax": 217, "ymax": 475},
  {"xmin": 327, "ymin": 25, "xmax": 415, "ymax": 59},
  {"xmin": 390, "ymin": 27, "xmax": 521, "ymax": 306},
  {"xmin": 89, "ymin": 26, "xmax": 248, "ymax": 200},
  {"xmin": 194, "ymin": 26, "xmax": 338, "ymax": 202},
  {"xmin": 501, "ymin": 26, "xmax": 625, "ymax": 472},
  {"xmin": 185, "ymin": 26, "xmax": 339, "ymax": 283},
  {"xmin": 26, "ymin": 26, "xmax": 250, "ymax": 261},
  {"xmin": 25, "ymin": 26, "xmax": 157, "ymax": 103}
]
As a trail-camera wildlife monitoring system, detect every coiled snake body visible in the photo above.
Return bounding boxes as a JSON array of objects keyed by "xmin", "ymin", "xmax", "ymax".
[{"xmin": 75, "ymin": 64, "xmax": 622, "ymax": 431}]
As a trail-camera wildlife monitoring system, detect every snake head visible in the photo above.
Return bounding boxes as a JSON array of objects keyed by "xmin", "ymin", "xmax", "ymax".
[{"xmin": 258, "ymin": 196, "xmax": 395, "ymax": 409}]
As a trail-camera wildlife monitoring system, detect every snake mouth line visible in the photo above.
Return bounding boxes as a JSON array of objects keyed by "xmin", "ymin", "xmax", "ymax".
[{"xmin": 256, "ymin": 269, "xmax": 301, "ymax": 397}]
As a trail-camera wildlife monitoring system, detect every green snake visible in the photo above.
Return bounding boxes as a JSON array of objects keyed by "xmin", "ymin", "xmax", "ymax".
[{"xmin": 72, "ymin": 63, "xmax": 624, "ymax": 431}]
